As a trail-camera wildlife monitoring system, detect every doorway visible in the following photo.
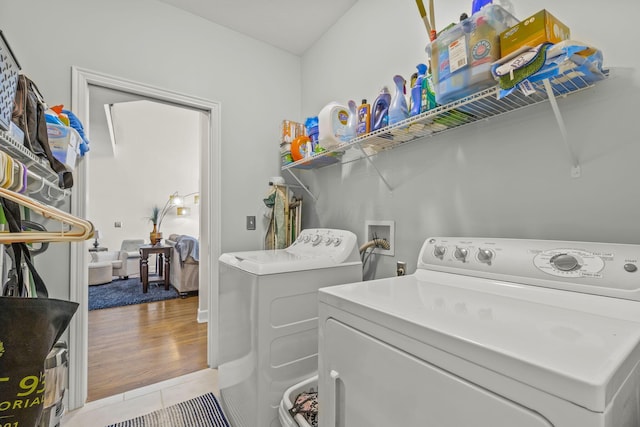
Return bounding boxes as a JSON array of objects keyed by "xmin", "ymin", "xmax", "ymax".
[{"xmin": 68, "ymin": 67, "xmax": 221, "ymax": 410}]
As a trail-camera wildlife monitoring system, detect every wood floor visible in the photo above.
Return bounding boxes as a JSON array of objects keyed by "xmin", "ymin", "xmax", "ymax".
[{"xmin": 87, "ymin": 295, "xmax": 208, "ymax": 402}]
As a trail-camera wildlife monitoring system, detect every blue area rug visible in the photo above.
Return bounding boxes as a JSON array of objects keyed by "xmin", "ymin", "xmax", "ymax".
[
  {"xmin": 106, "ymin": 392, "xmax": 230, "ymax": 427},
  {"xmin": 89, "ymin": 277, "xmax": 179, "ymax": 310}
]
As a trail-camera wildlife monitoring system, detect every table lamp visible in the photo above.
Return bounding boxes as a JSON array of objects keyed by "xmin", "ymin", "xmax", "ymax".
[{"xmin": 93, "ymin": 230, "xmax": 102, "ymax": 249}]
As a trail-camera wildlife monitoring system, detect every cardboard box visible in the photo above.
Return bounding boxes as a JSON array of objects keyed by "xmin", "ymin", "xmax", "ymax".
[
  {"xmin": 47, "ymin": 124, "xmax": 80, "ymax": 170},
  {"xmin": 500, "ymin": 10, "xmax": 570, "ymax": 57}
]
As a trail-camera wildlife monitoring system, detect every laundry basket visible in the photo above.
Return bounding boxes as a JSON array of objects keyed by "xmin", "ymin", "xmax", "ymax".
[{"xmin": 278, "ymin": 375, "xmax": 318, "ymax": 427}]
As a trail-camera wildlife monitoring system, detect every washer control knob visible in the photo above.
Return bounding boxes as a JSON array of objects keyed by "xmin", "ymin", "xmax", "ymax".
[
  {"xmin": 454, "ymin": 247, "xmax": 469, "ymax": 262},
  {"xmin": 433, "ymin": 245, "xmax": 446, "ymax": 260},
  {"xmin": 551, "ymin": 254, "xmax": 580, "ymax": 271},
  {"xmin": 324, "ymin": 237, "xmax": 334, "ymax": 246},
  {"xmin": 311, "ymin": 235, "xmax": 322, "ymax": 246},
  {"xmin": 303, "ymin": 235, "xmax": 311, "ymax": 243},
  {"xmin": 477, "ymin": 248, "xmax": 494, "ymax": 265},
  {"xmin": 624, "ymin": 263, "xmax": 638, "ymax": 273},
  {"xmin": 333, "ymin": 238, "xmax": 342, "ymax": 247}
]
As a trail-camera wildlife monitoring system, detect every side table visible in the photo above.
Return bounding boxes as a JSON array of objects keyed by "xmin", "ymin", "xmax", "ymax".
[{"xmin": 139, "ymin": 244, "xmax": 172, "ymax": 293}]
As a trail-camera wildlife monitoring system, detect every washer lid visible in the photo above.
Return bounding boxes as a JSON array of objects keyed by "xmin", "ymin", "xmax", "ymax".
[
  {"xmin": 219, "ymin": 250, "xmax": 359, "ymax": 275},
  {"xmin": 319, "ymin": 270, "xmax": 640, "ymax": 412}
]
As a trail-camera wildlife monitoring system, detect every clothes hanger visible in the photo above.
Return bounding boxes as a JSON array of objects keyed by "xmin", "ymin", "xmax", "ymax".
[{"xmin": 0, "ymin": 186, "xmax": 94, "ymax": 243}]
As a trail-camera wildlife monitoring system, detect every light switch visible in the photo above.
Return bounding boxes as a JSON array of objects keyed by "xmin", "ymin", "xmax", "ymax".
[{"xmin": 114, "ymin": 221, "xmax": 122, "ymax": 228}]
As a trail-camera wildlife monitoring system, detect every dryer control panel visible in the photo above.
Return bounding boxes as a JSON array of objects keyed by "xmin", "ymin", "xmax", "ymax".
[{"xmin": 418, "ymin": 237, "xmax": 640, "ymax": 301}]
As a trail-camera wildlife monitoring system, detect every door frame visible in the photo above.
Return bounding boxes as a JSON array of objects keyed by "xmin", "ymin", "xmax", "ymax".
[{"xmin": 69, "ymin": 67, "xmax": 221, "ymax": 410}]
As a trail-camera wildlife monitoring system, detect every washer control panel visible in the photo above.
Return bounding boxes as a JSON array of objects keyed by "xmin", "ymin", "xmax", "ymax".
[
  {"xmin": 288, "ymin": 229, "xmax": 359, "ymax": 261},
  {"xmin": 418, "ymin": 237, "xmax": 640, "ymax": 300}
]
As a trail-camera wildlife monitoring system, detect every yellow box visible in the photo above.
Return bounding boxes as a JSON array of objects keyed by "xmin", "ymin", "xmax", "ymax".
[{"xmin": 499, "ymin": 10, "xmax": 570, "ymax": 57}]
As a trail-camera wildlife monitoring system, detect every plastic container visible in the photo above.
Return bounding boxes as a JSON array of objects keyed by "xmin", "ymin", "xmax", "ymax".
[
  {"xmin": 410, "ymin": 64, "xmax": 427, "ymax": 116},
  {"xmin": 278, "ymin": 375, "xmax": 318, "ymax": 427},
  {"xmin": 389, "ymin": 75, "xmax": 409, "ymax": 125},
  {"xmin": 356, "ymin": 99, "xmax": 371, "ymax": 136},
  {"xmin": 426, "ymin": 4, "xmax": 518, "ymax": 105},
  {"xmin": 46, "ymin": 124, "xmax": 81, "ymax": 170},
  {"xmin": 317, "ymin": 102, "xmax": 351, "ymax": 149},
  {"xmin": 370, "ymin": 86, "xmax": 391, "ymax": 132}
]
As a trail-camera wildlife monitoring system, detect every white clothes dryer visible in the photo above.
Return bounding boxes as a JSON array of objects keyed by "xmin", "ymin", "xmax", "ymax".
[
  {"xmin": 318, "ymin": 237, "xmax": 640, "ymax": 427},
  {"xmin": 218, "ymin": 228, "xmax": 362, "ymax": 427}
]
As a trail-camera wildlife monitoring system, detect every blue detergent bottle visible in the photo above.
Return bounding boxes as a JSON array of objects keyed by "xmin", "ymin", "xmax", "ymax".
[
  {"xmin": 410, "ymin": 64, "xmax": 427, "ymax": 116},
  {"xmin": 389, "ymin": 75, "xmax": 409, "ymax": 125},
  {"xmin": 370, "ymin": 86, "xmax": 391, "ymax": 132}
]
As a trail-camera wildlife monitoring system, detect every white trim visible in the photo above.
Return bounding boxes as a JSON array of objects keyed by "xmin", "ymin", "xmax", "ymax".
[
  {"xmin": 197, "ymin": 308, "xmax": 208, "ymax": 324},
  {"xmin": 69, "ymin": 66, "xmax": 221, "ymax": 410}
]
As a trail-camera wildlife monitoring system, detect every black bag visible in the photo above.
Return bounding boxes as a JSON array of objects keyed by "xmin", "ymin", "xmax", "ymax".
[
  {"xmin": 11, "ymin": 74, "xmax": 73, "ymax": 189},
  {"xmin": 0, "ymin": 198, "xmax": 78, "ymax": 427}
]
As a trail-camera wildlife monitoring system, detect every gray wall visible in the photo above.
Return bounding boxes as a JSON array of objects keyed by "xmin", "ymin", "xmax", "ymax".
[
  {"xmin": 299, "ymin": 0, "xmax": 640, "ymax": 277},
  {"xmin": 0, "ymin": 0, "xmax": 301, "ymax": 297}
]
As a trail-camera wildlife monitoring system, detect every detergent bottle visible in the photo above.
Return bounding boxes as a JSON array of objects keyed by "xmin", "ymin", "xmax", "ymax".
[
  {"xmin": 370, "ymin": 86, "xmax": 391, "ymax": 132},
  {"xmin": 356, "ymin": 99, "xmax": 371, "ymax": 136},
  {"xmin": 389, "ymin": 75, "xmax": 409, "ymax": 125},
  {"xmin": 410, "ymin": 64, "xmax": 427, "ymax": 116},
  {"xmin": 346, "ymin": 100, "xmax": 358, "ymax": 140}
]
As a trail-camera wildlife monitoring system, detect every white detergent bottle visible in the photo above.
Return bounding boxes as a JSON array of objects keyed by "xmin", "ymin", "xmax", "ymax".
[{"xmin": 318, "ymin": 101, "xmax": 351, "ymax": 149}]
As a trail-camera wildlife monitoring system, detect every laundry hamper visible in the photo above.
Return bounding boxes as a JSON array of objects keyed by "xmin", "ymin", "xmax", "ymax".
[{"xmin": 278, "ymin": 375, "xmax": 318, "ymax": 427}]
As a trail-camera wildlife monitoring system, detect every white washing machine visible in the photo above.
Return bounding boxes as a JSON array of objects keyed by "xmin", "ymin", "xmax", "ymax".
[
  {"xmin": 318, "ymin": 237, "xmax": 640, "ymax": 427},
  {"xmin": 218, "ymin": 228, "xmax": 362, "ymax": 427}
]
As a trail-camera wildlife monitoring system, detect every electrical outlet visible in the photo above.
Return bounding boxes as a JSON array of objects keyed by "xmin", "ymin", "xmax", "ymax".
[
  {"xmin": 365, "ymin": 220, "xmax": 395, "ymax": 256},
  {"xmin": 246, "ymin": 216, "xmax": 256, "ymax": 230}
]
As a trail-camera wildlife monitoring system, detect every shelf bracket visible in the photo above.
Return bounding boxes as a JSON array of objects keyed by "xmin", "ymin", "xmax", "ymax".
[
  {"xmin": 354, "ymin": 142, "xmax": 394, "ymax": 192},
  {"xmin": 284, "ymin": 169, "xmax": 318, "ymax": 202},
  {"xmin": 542, "ymin": 79, "xmax": 581, "ymax": 178}
]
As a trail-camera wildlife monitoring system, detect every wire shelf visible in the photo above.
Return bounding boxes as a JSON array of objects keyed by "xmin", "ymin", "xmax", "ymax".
[
  {"xmin": 0, "ymin": 130, "xmax": 70, "ymax": 203},
  {"xmin": 282, "ymin": 72, "xmax": 603, "ymax": 171}
]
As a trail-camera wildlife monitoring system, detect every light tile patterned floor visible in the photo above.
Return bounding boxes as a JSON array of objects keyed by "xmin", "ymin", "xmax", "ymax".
[{"xmin": 62, "ymin": 369, "xmax": 219, "ymax": 427}]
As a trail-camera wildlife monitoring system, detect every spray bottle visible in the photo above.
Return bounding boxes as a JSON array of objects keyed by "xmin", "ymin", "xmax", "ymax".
[
  {"xmin": 370, "ymin": 86, "xmax": 391, "ymax": 132},
  {"xmin": 346, "ymin": 100, "xmax": 358, "ymax": 141},
  {"xmin": 410, "ymin": 64, "xmax": 427, "ymax": 116}
]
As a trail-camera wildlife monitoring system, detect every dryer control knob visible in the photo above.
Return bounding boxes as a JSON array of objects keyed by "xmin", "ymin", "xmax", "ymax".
[
  {"xmin": 454, "ymin": 247, "xmax": 469, "ymax": 262},
  {"xmin": 433, "ymin": 245, "xmax": 446, "ymax": 260},
  {"xmin": 333, "ymin": 238, "xmax": 342, "ymax": 247},
  {"xmin": 311, "ymin": 235, "xmax": 322, "ymax": 246},
  {"xmin": 551, "ymin": 254, "xmax": 580, "ymax": 271},
  {"xmin": 477, "ymin": 248, "xmax": 494, "ymax": 265}
]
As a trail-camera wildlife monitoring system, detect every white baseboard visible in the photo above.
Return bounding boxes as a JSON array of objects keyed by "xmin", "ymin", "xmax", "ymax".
[{"xmin": 197, "ymin": 308, "xmax": 208, "ymax": 323}]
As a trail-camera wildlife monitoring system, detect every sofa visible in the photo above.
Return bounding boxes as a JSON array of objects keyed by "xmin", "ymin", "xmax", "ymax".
[{"xmin": 165, "ymin": 234, "xmax": 199, "ymax": 296}]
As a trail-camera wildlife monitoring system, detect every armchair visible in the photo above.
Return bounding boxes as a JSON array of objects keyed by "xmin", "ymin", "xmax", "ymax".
[{"xmin": 119, "ymin": 239, "xmax": 144, "ymax": 278}]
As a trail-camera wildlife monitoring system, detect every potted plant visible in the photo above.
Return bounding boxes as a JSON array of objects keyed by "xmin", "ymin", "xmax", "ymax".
[{"xmin": 148, "ymin": 205, "xmax": 163, "ymax": 245}]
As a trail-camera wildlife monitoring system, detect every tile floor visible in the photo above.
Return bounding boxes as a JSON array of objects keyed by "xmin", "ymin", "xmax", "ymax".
[{"xmin": 62, "ymin": 368, "xmax": 219, "ymax": 427}]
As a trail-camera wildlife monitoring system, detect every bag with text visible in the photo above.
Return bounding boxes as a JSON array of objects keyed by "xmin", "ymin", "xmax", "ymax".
[{"xmin": 0, "ymin": 198, "xmax": 78, "ymax": 426}]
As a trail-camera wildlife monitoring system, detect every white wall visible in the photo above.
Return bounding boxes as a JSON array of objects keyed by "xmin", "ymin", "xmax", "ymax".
[
  {"xmin": 300, "ymin": 0, "xmax": 640, "ymax": 277},
  {"xmin": 0, "ymin": 0, "xmax": 302, "ymax": 297},
  {"xmin": 89, "ymin": 100, "xmax": 200, "ymax": 251}
]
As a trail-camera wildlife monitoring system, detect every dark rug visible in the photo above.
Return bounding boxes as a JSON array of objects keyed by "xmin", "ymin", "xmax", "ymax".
[
  {"xmin": 106, "ymin": 392, "xmax": 230, "ymax": 427},
  {"xmin": 89, "ymin": 277, "xmax": 179, "ymax": 310}
]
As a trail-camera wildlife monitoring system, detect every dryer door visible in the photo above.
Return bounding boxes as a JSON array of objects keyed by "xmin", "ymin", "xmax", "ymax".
[{"xmin": 320, "ymin": 319, "xmax": 554, "ymax": 427}]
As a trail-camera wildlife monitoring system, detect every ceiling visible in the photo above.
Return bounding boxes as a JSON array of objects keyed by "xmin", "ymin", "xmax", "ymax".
[{"xmin": 156, "ymin": 0, "xmax": 358, "ymax": 55}]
